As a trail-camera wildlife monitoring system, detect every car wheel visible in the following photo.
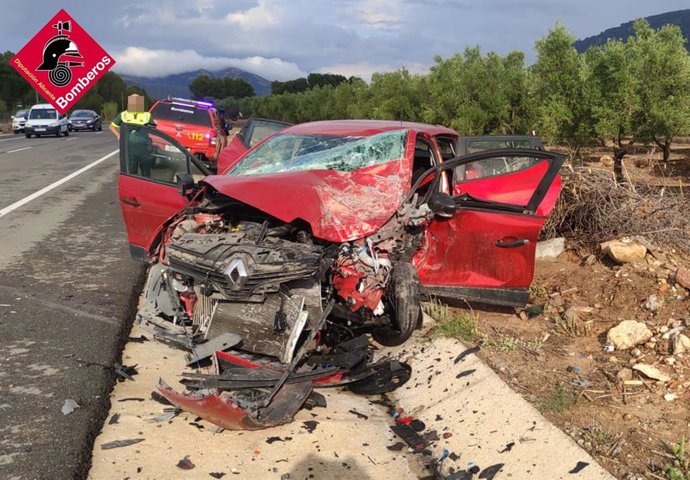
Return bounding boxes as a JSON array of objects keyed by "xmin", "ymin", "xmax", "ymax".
[
  {"xmin": 64, "ymin": 128, "xmax": 69, "ymax": 137},
  {"xmin": 55, "ymin": 129, "xmax": 61, "ymax": 137},
  {"xmin": 98, "ymin": 123, "xmax": 102, "ymax": 131},
  {"xmin": 25, "ymin": 133, "xmax": 31, "ymax": 138},
  {"xmin": 92, "ymin": 124, "xmax": 97, "ymax": 131},
  {"xmin": 371, "ymin": 263, "xmax": 422, "ymax": 347}
]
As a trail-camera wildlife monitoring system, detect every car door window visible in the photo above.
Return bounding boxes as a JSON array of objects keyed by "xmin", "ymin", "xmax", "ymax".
[
  {"xmin": 454, "ymin": 155, "xmax": 543, "ymax": 184},
  {"xmin": 123, "ymin": 126, "xmax": 203, "ymax": 184},
  {"xmin": 240, "ymin": 120, "xmax": 290, "ymax": 148}
]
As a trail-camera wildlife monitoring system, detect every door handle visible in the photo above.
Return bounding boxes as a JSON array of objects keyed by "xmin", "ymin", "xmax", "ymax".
[
  {"xmin": 496, "ymin": 238, "xmax": 529, "ymax": 248},
  {"xmin": 121, "ymin": 197, "xmax": 141, "ymax": 207}
]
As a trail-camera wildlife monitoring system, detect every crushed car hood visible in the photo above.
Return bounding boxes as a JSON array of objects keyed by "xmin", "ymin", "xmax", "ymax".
[{"xmin": 201, "ymin": 159, "xmax": 411, "ymax": 242}]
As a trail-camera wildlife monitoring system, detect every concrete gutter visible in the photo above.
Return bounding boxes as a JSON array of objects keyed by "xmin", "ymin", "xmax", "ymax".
[{"xmin": 90, "ymin": 318, "xmax": 614, "ymax": 479}]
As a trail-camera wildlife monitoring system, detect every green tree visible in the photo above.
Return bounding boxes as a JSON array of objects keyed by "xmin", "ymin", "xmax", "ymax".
[
  {"xmin": 531, "ymin": 23, "xmax": 591, "ymax": 156},
  {"xmin": 630, "ymin": 20, "xmax": 690, "ymax": 162},
  {"xmin": 0, "ymin": 51, "xmax": 34, "ymax": 112}
]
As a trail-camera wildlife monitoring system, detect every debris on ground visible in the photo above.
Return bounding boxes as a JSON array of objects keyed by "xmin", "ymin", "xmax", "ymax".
[
  {"xmin": 100, "ymin": 438, "xmax": 144, "ymax": 450},
  {"xmin": 61, "ymin": 398, "xmax": 79, "ymax": 415},
  {"xmin": 176, "ymin": 455, "xmax": 195, "ymax": 470}
]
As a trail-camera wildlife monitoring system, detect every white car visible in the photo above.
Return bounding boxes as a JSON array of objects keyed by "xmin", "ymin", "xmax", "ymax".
[
  {"xmin": 11, "ymin": 109, "xmax": 29, "ymax": 134},
  {"xmin": 24, "ymin": 104, "xmax": 69, "ymax": 138}
]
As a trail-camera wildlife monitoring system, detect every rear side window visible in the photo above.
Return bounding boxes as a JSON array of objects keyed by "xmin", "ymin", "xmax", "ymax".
[{"xmin": 151, "ymin": 103, "xmax": 212, "ymax": 127}]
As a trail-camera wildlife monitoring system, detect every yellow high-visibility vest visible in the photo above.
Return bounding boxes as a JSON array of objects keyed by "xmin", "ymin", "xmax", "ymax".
[{"xmin": 120, "ymin": 111, "xmax": 153, "ymax": 125}]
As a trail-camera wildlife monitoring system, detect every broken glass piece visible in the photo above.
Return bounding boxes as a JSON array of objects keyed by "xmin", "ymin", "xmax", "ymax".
[
  {"xmin": 101, "ymin": 438, "xmax": 144, "ymax": 450},
  {"xmin": 61, "ymin": 399, "xmax": 79, "ymax": 415}
]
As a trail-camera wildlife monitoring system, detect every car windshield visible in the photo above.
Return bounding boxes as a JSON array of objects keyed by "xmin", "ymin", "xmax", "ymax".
[
  {"xmin": 15, "ymin": 110, "xmax": 28, "ymax": 118},
  {"xmin": 29, "ymin": 108, "xmax": 57, "ymax": 120},
  {"xmin": 230, "ymin": 130, "xmax": 408, "ymax": 176},
  {"xmin": 151, "ymin": 102, "xmax": 212, "ymax": 127},
  {"xmin": 71, "ymin": 110, "xmax": 93, "ymax": 118}
]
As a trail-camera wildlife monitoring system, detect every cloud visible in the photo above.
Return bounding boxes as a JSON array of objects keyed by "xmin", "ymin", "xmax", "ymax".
[
  {"xmin": 351, "ymin": 0, "xmax": 405, "ymax": 31},
  {"xmin": 112, "ymin": 47, "xmax": 306, "ymax": 80},
  {"xmin": 226, "ymin": 0, "xmax": 279, "ymax": 29}
]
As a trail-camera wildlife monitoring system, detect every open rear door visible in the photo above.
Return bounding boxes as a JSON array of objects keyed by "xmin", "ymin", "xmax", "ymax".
[
  {"xmin": 414, "ymin": 148, "xmax": 564, "ymax": 307},
  {"xmin": 117, "ymin": 124, "xmax": 210, "ymax": 261}
]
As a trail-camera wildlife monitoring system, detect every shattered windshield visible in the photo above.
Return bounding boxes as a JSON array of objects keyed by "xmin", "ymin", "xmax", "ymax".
[{"xmin": 230, "ymin": 129, "xmax": 408, "ymax": 176}]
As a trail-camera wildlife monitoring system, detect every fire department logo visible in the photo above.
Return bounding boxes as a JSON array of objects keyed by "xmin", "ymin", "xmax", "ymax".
[{"xmin": 10, "ymin": 9, "xmax": 115, "ymax": 114}]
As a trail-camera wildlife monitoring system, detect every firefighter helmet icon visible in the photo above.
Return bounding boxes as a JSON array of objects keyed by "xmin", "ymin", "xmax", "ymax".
[{"xmin": 36, "ymin": 20, "xmax": 84, "ymax": 87}]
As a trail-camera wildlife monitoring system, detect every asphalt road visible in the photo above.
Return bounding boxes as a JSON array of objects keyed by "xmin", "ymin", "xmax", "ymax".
[{"xmin": 0, "ymin": 131, "xmax": 145, "ymax": 479}]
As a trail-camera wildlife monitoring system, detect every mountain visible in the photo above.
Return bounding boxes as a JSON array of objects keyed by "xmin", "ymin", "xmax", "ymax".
[
  {"xmin": 575, "ymin": 9, "xmax": 690, "ymax": 52},
  {"xmin": 119, "ymin": 67, "xmax": 272, "ymax": 100}
]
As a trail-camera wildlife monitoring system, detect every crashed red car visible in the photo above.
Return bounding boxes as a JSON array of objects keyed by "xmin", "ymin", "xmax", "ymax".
[{"xmin": 117, "ymin": 120, "xmax": 563, "ymax": 428}]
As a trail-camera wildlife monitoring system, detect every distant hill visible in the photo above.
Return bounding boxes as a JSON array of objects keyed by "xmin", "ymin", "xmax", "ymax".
[
  {"xmin": 120, "ymin": 67, "xmax": 272, "ymax": 100},
  {"xmin": 575, "ymin": 9, "xmax": 690, "ymax": 52}
]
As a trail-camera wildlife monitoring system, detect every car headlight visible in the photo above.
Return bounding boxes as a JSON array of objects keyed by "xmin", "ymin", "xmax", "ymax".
[{"xmin": 86, "ymin": 120, "xmax": 93, "ymax": 124}]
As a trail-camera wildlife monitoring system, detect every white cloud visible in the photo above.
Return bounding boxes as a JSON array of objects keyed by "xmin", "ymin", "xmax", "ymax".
[
  {"xmin": 352, "ymin": 0, "xmax": 405, "ymax": 30},
  {"xmin": 112, "ymin": 47, "xmax": 306, "ymax": 80},
  {"xmin": 226, "ymin": 0, "xmax": 279, "ymax": 29}
]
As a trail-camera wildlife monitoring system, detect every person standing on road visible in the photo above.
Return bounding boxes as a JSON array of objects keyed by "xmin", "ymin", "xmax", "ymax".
[{"xmin": 109, "ymin": 94, "xmax": 156, "ymax": 177}]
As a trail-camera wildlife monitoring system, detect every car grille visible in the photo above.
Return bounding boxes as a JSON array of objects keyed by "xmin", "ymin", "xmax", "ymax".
[{"xmin": 166, "ymin": 233, "xmax": 322, "ymax": 301}]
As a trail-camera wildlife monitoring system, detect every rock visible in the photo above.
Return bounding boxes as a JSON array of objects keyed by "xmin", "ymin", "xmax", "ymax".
[
  {"xmin": 536, "ymin": 237, "xmax": 565, "ymax": 261},
  {"xmin": 642, "ymin": 294, "xmax": 664, "ymax": 313},
  {"xmin": 659, "ymin": 326, "xmax": 669, "ymax": 334},
  {"xmin": 600, "ymin": 155, "xmax": 614, "ymax": 167},
  {"xmin": 616, "ymin": 368, "xmax": 633, "ymax": 381},
  {"xmin": 664, "ymin": 393, "xmax": 678, "ymax": 402},
  {"xmin": 632, "ymin": 363, "xmax": 671, "ymax": 382},
  {"xmin": 672, "ymin": 334, "xmax": 690, "ymax": 354},
  {"xmin": 600, "ymin": 239, "xmax": 647, "ymax": 264},
  {"xmin": 607, "ymin": 320, "xmax": 653, "ymax": 350},
  {"xmin": 676, "ymin": 267, "xmax": 690, "ymax": 290},
  {"xmin": 585, "ymin": 254, "xmax": 597, "ymax": 266},
  {"xmin": 665, "ymin": 357, "xmax": 677, "ymax": 366},
  {"xmin": 631, "ymin": 348, "xmax": 642, "ymax": 358}
]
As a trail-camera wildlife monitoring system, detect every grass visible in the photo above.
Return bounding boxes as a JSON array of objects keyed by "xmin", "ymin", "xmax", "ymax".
[
  {"xmin": 424, "ymin": 298, "xmax": 479, "ymax": 341},
  {"xmin": 664, "ymin": 437, "xmax": 690, "ymax": 480},
  {"xmin": 529, "ymin": 282, "xmax": 548, "ymax": 300},
  {"xmin": 538, "ymin": 384, "xmax": 575, "ymax": 413},
  {"xmin": 554, "ymin": 310, "xmax": 593, "ymax": 337}
]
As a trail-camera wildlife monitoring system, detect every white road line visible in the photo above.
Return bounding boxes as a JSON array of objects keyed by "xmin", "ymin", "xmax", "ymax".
[
  {"xmin": 66, "ymin": 137, "xmax": 77, "ymax": 141},
  {"xmin": 6, "ymin": 147, "xmax": 31, "ymax": 153},
  {"xmin": 0, "ymin": 149, "xmax": 118, "ymax": 219},
  {"xmin": 0, "ymin": 137, "xmax": 24, "ymax": 143}
]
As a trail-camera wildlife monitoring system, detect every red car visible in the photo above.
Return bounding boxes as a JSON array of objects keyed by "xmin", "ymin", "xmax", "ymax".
[
  {"xmin": 149, "ymin": 97, "xmax": 228, "ymax": 169},
  {"xmin": 117, "ymin": 120, "xmax": 562, "ymax": 428}
]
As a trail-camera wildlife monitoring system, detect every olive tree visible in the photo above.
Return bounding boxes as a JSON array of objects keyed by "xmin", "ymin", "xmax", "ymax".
[{"xmin": 531, "ymin": 23, "xmax": 591, "ymax": 156}]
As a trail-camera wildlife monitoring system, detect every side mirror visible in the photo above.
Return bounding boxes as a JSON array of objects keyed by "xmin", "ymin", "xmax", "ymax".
[
  {"xmin": 176, "ymin": 172, "xmax": 196, "ymax": 198},
  {"xmin": 428, "ymin": 192, "xmax": 455, "ymax": 218},
  {"xmin": 10, "ymin": 116, "xmax": 14, "ymax": 120}
]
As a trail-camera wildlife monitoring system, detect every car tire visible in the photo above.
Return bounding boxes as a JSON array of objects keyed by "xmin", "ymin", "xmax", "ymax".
[
  {"xmin": 55, "ymin": 129, "xmax": 61, "ymax": 137},
  {"xmin": 98, "ymin": 123, "xmax": 102, "ymax": 131},
  {"xmin": 64, "ymin": 128, "xmax": 69, "ymax": 137},
  {"xmin": 25, "ymin": 133, "xmax": 31, "ymax": 138},
  {"xmin": 372, "ymin": 263, "xmax": 422, "ymax": 347},
  {"xmin": 92, "ymin": 124, "xmax": 97, "ymax": 131}
]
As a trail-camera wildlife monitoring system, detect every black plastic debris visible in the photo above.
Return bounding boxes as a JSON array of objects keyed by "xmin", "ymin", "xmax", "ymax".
[
  {"xmin": 114, "ymin": 363, "xmax": 138, "ymax": 381},
  {"xmin": 101, "ymin": 438, "xmax": 144, "ymax": 450},
  {"xmin": 498, "ymin": 442, "xmax": 515, "ymax": 453},
  {"xmin": 61, "ymin": 399, "xmax": 79, "ymax": 415},
  {"xmin": 118, "ymin": 397, "xmax": 145, "ymax": 402},
  {"xmin": 453, "ymin": 346, "xmax": 480, "ymax": 364},
  {"xmin": 449, "ymin": 452, "xmax": 460, "ymax": 462},
  {"xmin": 189, "ymin": 422, "xmax": 205, "ymax": 430},
  {"xmin": 185, "ymin": 333, "xmax": 242, "ymax": 367},
  {"xmin": 151, "ymin": 390, "xmax": 174, "ymax": 406},
  {"xmin": 479, "ymin": 463, "xmax": 504, "ymax": 479},
  {"xmin": 177, "ymin": 455, "xmax": 195, "ymax": 470},
  {"xmin": 108, "ymin": 413, "xmax": 120, "ymax": 425},
  {"xmin": 391, "ymin": 424, "xmax": 427, "ymax": 452},
  {"xmin": 266, "ymin": 436, "xmax": 286, "ymax": 444},
  {"xmin": 348, "ymin": 409, "xmax": 368, "ymax": 420},
  {"xmin": 387, "ymin": 442, "xmax": 405, "ymax": 451},
  {"xmin": 127, "ymin": 335, "xmax": 148, "ymax": 343},
  {"xmin": 569, "ymin": 461, "xmax": 589, "ymax": 474},
  {"xmin": 423, "ymin": 430, "xmax": 439, "ymax": 442},
  {"xmin": 347, "ymin": 361, "xmax": 412, "ymax": 395},
  {"xmin": 455, "ymin": 369, "xmax": 476, "ymax": 379},
  {"xmin": 303, "ymin": 391, "xmax": 327, "ymax": 410},
  {"xmin": 302, "ymin": 420, "xmax": 319, "ymax": 433},
  {"xmin": 410, "ymin": 419, "xmax": 426, "ymax": 432},
  {"xmin": 209, "ymin": 473, "xmax": 226, "ymax": 479}
]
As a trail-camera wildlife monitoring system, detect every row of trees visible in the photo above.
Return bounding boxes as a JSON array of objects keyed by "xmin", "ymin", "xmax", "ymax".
[
  {"xmin": 270, "ymin": 73, "xmax": 353, "ymax": 94},
  {"xmin": 214, "ymin": 19, "xmax": 690, "ymax": 180}
]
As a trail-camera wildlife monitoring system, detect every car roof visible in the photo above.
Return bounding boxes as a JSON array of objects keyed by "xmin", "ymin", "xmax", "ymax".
[
  {"xmin": 31, "ymin": 104, "xmax": 55, "ymax": 109},
  {"xmin": 281, "ymin": 119, "xmax": 458, "ymax": 137}
]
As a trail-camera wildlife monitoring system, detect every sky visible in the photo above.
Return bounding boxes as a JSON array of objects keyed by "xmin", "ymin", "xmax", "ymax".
[{"xmin": 2, "ymin": 1, "xmax": 689, "ymax": 81}]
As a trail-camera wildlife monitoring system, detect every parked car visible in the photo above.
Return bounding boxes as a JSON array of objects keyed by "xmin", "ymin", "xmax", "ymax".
[
  {"xmin": 11, "ymin": 109, "xmax": 29, "ymax": 134},
  {"xmin": 68, "ymin": 109, "xmax": 102, "ymax": 131},
  {"xmin": 116, "ymin": 119, "xmax": 563, "ymax": 428},
  {"xmin": 217, "ymin": 118, "xmax": 291, "ymax": 172},
  {"xmin": 24, "ymin": 104, "xmax": 69, "ymax": 138},
  {"xmin": 149, "ymin": 97, "xmax": 229, "ymax": 170}
]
